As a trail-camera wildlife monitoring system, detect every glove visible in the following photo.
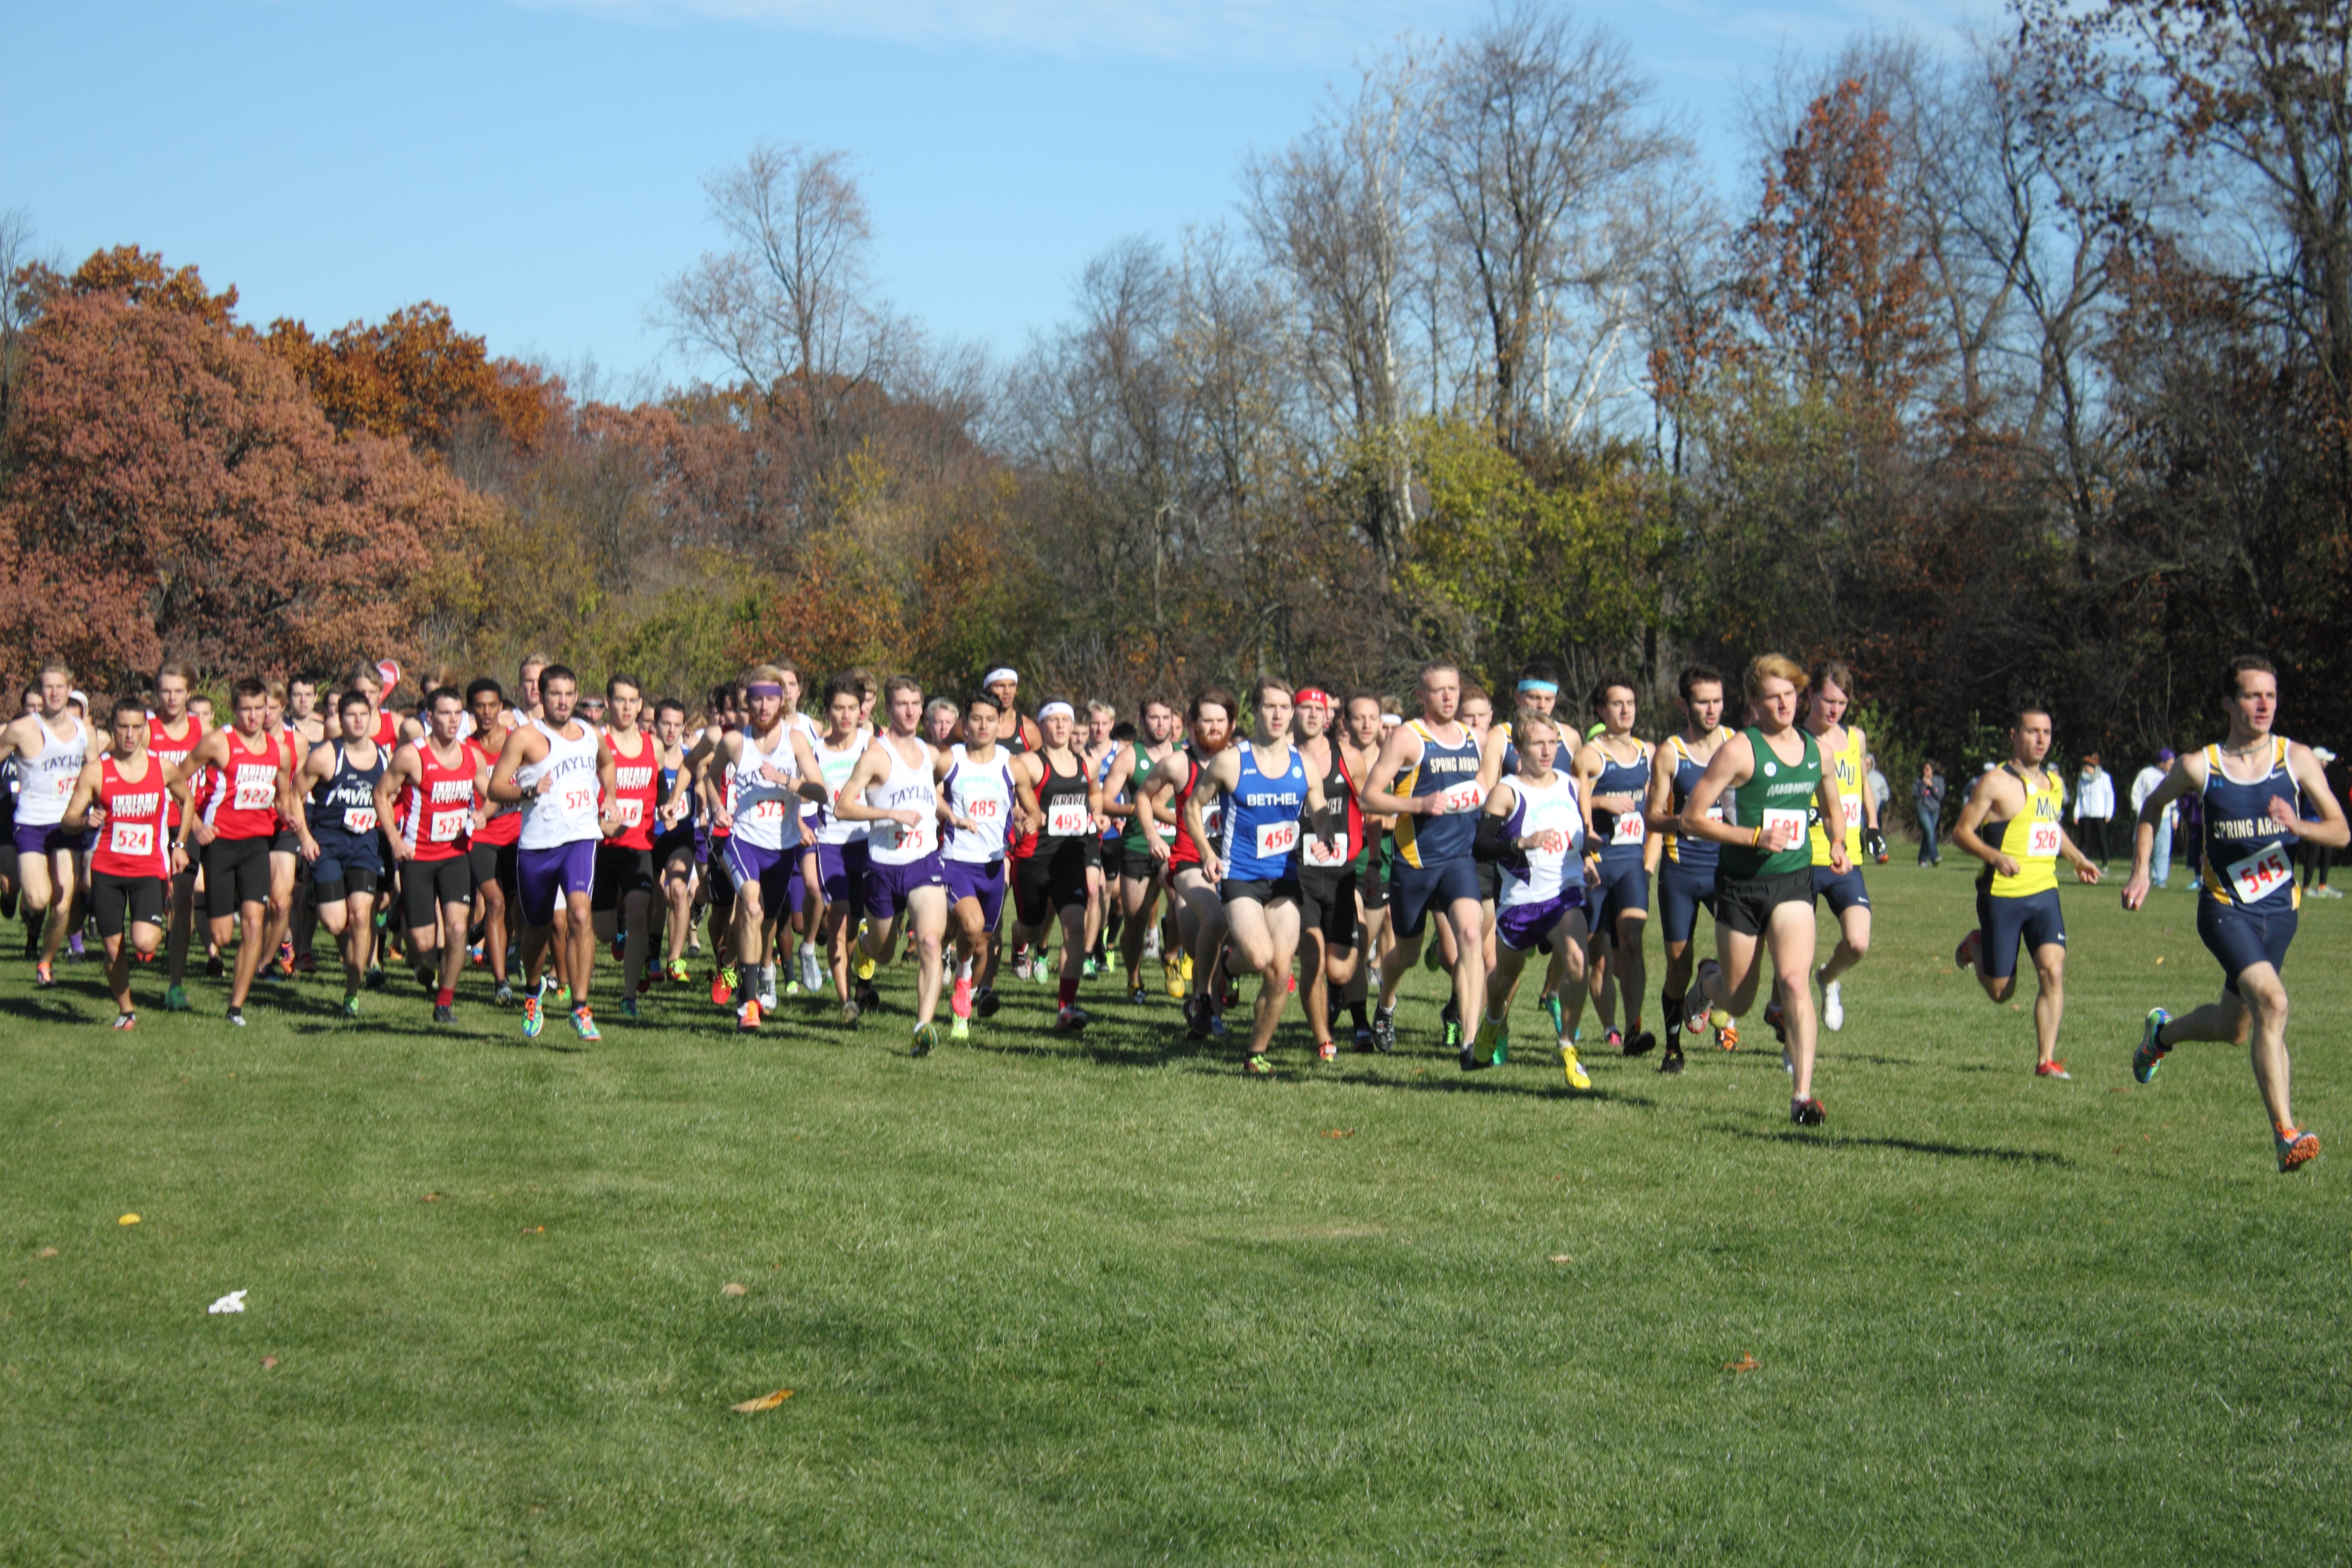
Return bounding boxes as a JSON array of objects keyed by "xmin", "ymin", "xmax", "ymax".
[{"xmin": 1864, "ymin": 827, "xmax": 1888, "ymax": 863}]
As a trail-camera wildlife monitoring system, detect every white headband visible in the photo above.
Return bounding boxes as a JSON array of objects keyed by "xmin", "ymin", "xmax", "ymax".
[
  {"xmin": 983, "ymin": 667, "xmax": 1019, "ymax": 687},
  {"xmin": 1038, "ymin": 701, "xmax": 1074, "ymax": 722}
]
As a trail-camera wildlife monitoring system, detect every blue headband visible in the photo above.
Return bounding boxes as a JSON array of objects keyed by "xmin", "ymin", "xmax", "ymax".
[{"xmin": 1517, "ymin": 679, "xmax": 1559, "ymax": 695}]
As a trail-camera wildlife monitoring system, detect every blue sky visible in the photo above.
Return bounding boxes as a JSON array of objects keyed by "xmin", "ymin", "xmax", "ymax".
[{"xmin": 8, "ymin": 0, "xmax": 1974, "ymax": 392}]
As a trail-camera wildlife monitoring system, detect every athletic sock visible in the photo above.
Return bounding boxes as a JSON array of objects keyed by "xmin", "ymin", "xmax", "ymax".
[
  {"xmin": 436, "ymin": 987, "xmax": 454, "ymax": 1007},
  {"xmin": 1058, "ymin": 977, "xmax": 1079, "ymax": 1009},
  {"xmin": 1349, "ymin": 1001, "xmax": 1369, "ymax": 1030},
  {"xmin": 1661, "ymin": 990, "xmax": 1684, "ymax": 1034}
]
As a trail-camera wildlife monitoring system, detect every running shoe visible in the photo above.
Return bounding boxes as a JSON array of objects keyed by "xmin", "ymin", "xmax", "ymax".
[
  {"xmin": 1781, "ymin": 1048, "xmax": 1794, "ymax": 1075},
  {"xmin": 1489, "ymin": 1023, "xmax": 1510, "ymax": 1068},
  {"xmin": 1764, "ymin": 1000, "xmax": 1787, "ymax": 1045},
  {"xmin": 1179, "ymin": 953, "xmax": 1194, "ymax": 990},
  {"xmin": 226, "ymin": 1005, "xmax": 245, "ymax": 1027},
  {"xmin": 1082, "ymin": 957, "xmax": 1099, "ymax": 980},
  {"xmin": 113, "ymin": 1011, "xmax": 136, "ymax": 1031},
  {"xmin": 364, "ymin": 964, "xmax": 386, "ymax": 991},
  {"xmin": 206, "ymin": 954, "xmax": 225, "ymax": 979},
  {"xmin": 1954, "ymin": 930, "xmax": 1981, "ymax": 973},
  {"xmin": 950, "ymin": 1012, "xmax": 970, "ymax": 1040},
  {"xmin": 975, "ymin": 986, "xmax": 1001, "ymax": 1019},
  {"xmin": 1185, "ymin": 995, "xmax": 1210, "ymax": 1040},
  {"xmin": 1352, "ymin": 1026, "xmax": 1374, "ymax": 1053},
  {"xmin": 468, "ymin": 941, "xmax": 485, "ymax": 967},
  {"xmin": 165, "ymin": 983, "xmax": 190, "ymax": 1012},
  {"xmin": 1372, "ymin": 1009, "xmax": 1396, "ymax": 1053},
  {"xmin": 342, "ymin": 995, "xmax": 361, "ymax": 1019},
  {"xmin": 1207, "ymin": 1012, "xmax": 1228, "ymax": 1037},
  {"xmin": 855, "ymin": 952, "xmax": 877, "ymax": 982},
  {"xmin": 1422, "ymin": 937, "xmax": 1445, "ymax": 973},
  {"xmin": 1444, "ymin": 1004, "xmax": 1465, "ymax": 1055},
  {"xmin": 799, "ymin": 947, "xmax": 824, "ymax": 992},
  {"xmin": 1162, "ymin": 957, "xmax": 1185, "ymax": 999},
  {"xmin": 2133, "ymin": 1007, "xmax": 2171, "ymax": 1085},
  {"xmin": 1819, "ymin": 976, "xmax": 1844, "ymax": 1032},
  {"xmin": 1622, "ymin": 1029, "xmax": 1656, "ymax": 1057},
  {"xmin": 2276, "ymin": 1124, "xmax": 2320, "ymax": 1173},
  {"xmin": 951, "ymin": 976, "xmax": 973, "ymax": 1019},
  {"xmin": 1560, "ymin": 1044, "xmax": 1590, "ymax": 1090},
  {"xmin": 1317, "ymin": 1038, "xmax": 1337, "ymax": 1063},
  {"xmin": 1603, "ymin": 1027, "xmax": 1623, "ymax": 1052},
  {"xmin": 911, "ymin": 1021, "xmax": 941, "ymax": 1057},
  {"xmin": 759, "ymin": 976, "xmax": 780, "ymax": 1011},
  {"xmin": 295, "ymin": 951, "xmax": 317, "ymax": 976},
  {"xmin": 1684, "ymin": 1000, "xmax": 1710, "ymax": 1036},
  {"xmin": 855, "ymin": 980, "xmax": 881, "ymax": 1013},
  {"xmin": 1717, "ymin": 1022, "xmax": 1740, "ymax": 1052},
  {"xmin": 2035, "ymin": 1060, "xmax": 2071, "ymax": 1079},
  {"xmin": 34, "ymin": 961, "xmax": 53, "ymax": 988},
  {"xmin": 433, "ymin": 1003, "xmax": 457, "ymax": 1027},
  {"xmin": 1659, "ymin": 1043, "xmax": 1685, "ymax": 1075},
  {"xmin": 1054, "ymin": 1004, "xmax": 1091, "ymax": 1034},
  {"xmin": 1244, "ymin": 1052, "xmax": 1274, "ymax": 1076},
  {"xmin": 621, "ymin": 995, "xmax": 639, "ymax": 1020},
  {"xmin": 711, "ymin": 966, "xmax": 736, "ymax": 1008},
  {"xmin": 840, "ymin": 999, "xmax": 861, "ymax": 1027},
  {"xmin": 610, "ymin": 933, "xmax": 626, "ymax": 963},
  {"xmin": 737, "ymin": 998, "xmax": 762, "ymax": 1031},
  {"xmin": 493, "ymin": 980, "xmax": 515, "ymax": 1008},
  {"xmin": 555, "ymin": 984, "xmax": 573, "ymax": 1010},
  {"xmin": 667, "ymin": 957, "xmax": 690, "ymax": 984},
  {"xmin": 1541, "ymin": 991, "xmax": 1565, "ymax": 1041},
  {"xmin": 1128, "ymin": 985, "xmax": 1147, "ymax": 1005},
  {"xmin": 522, "ymin": 995, "xmax": 543, "ymax": 1039},
  {"xmin": 1790, "ymin": 1096, "xmax": 1826, "ymax": 1126},
  {"xmin": 572, "ymin": 1006, "xmax": 599, "ymax": 1041}
]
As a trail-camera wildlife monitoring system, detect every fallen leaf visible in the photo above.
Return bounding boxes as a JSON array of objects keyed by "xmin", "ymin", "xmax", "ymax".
[
  {"xmin": 722, "ymin": 1282, "xmax": 747, "ymax": 1297},
  {"xmin": 35, "ymin": 1247, "xmax": 57, "ymax": 1260},
  {"xmin": 118, "ymin": 1214, "xmax": 140, "ymax": 1226},
  {"xmin": 261, "ymin": 1356, "xmax": 278, "ymax": 1370},
  {"xmin": 732, "ymin": 1389, "xmax": 793, "ymax": 1412},
  {"xmin": 423, "ymin": 1193, "xmax": 441, "ymax": 1203},
  {"xmin": 2155, "ymin": 957, "xmax": 2165, "ymax": 964},
  {"xmin": 1724, "ymin": 1354, "xmax": 1762, "ymax": 1373},
  {"xmin": 1324, "ymin": 1128, "xmax": 1355, "ymax": 1139},
  {"xmin": 521, "ymin": 1225, "xmax": 543, "ymax": 1234},
  {"xmin": 1549, "ymin": 1254, "xmax": 1572, "ymax": 1265}
]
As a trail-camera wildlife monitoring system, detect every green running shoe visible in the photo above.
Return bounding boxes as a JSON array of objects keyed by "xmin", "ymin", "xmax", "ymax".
[
  {"xmin": 165, "ymin": 983, "xmax": 191, "ymax": 1012},
  {"xmin": 2133, "ymin": 1007, "xmax": 2171, "ymax": 1085},
  {"xmin": 341, "ymin": 994, "xmax": 361, "ymax": 1019},
  {"xmin": 572, "ymin": 1006, "xmax": 599, "ymax": 1041},
  {"xmin": 1489, "ymin": 1024, "xmax": 1510, "ymax": 1068},
  {"xmin": 911, "ymin": 1021, "xmax": 941, "ymax": 1057},
  {"xmin": 522, "ymin": 995, "xmax": 543, "ymax": 1039},
  {"xmin": 1541, "ymin": 991, "xmax": 1564, "ymax": 1041}
]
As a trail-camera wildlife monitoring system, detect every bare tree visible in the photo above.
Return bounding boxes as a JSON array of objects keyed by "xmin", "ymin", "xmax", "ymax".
[
  {"xmin": 0, "ymin": 207, "xmax": 42, "ymax": 428},
  {"xmin": 655, "ymin": 143, "xmax": 895, "ymax": 426},
  {"xmin": 1419, "ymin": 2, "xmax": 1688, "ymax": 452}
]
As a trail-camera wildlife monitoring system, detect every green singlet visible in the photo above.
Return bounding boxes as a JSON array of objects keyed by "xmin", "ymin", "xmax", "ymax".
[{"xmin": 1720, "ymin": 726, "xmax": 1822, "ymax": 880}]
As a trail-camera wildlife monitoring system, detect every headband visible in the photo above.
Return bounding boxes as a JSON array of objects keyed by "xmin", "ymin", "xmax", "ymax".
[
  {"xmin": 1038, "ymin": 701, "xmax": 1075, "ymax": 722},
  {"xmin": 1516, "ymin": 679, "xmax": 1559, "ymax": 695},
  {"xmin": 983, "ymin": 667, "xmax": 1019, "ymax": 687},
  {"xmin": 745, "ymin": 682, "xmax": 784, "ymax": 698},
  {"xmin": 1295, "ymin": 687, "xmax": 1333, "ymax": 708},
  {"xmin": 1381, "ymin": 713, "xmax": 1403, "ymax": 728}
]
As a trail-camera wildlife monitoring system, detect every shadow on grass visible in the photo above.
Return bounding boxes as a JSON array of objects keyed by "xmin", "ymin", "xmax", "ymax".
[{"xmin": 1719, "ymin": 1125, "xmax": 2073, "ymax": 1166}]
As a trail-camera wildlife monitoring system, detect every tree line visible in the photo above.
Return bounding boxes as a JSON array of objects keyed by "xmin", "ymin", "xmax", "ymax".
[{"xmin": 1, "ymin": 0, "xmax": 2344, "ymax": 775}]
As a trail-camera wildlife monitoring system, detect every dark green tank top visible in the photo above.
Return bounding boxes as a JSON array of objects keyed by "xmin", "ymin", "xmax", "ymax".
[{"xmin": 1721, "ymin": 726, "xmax": 1821, "ymax": 880}]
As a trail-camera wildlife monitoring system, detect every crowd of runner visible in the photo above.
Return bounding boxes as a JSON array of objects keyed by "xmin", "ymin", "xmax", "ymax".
[{"xmin": 0, "ymin": 648, "xmax": 2337, "ymax": 1171}]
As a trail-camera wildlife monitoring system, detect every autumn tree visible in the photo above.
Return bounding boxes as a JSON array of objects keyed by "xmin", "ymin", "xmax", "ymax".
[
  {"xmin": 263, "ymin": 302, "xmax": 559, "ymax": 454},
  {"xmin": 0, "ymin": 290, "xmax": 479, "ymax": 686}
]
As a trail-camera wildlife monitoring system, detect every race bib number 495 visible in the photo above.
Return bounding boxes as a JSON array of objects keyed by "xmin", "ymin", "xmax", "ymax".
[{"xmin": 1048, "ymin": 800, "xmax": 1090, "ymax": 837}]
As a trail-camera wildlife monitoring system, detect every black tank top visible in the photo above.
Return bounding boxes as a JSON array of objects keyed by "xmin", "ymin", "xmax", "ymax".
[
  {"xmin": 1038, "ymin": 751, "xmax": 1090, "ymax": 841},
  {"xmin": 312, "ymin": 742, "xmax": 385, "ymax": 838}
]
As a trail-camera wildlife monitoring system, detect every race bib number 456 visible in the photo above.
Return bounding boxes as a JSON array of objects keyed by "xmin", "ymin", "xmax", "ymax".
[{"xmin": 1254, "ymin": 820, "xmax": 1299, "ymax": 861}]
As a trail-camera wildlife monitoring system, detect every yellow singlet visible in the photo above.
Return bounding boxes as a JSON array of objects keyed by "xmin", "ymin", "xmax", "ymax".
[
  {"xmin": 1808, "ymin": 726, "xmax": 1867, "ymax": 866},
  {"xmin": 1983, "ymin": 764, "xmax": 2065, "ymax": 898}
]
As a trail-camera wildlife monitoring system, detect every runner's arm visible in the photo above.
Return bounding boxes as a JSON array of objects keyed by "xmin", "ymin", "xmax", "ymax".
[
  {"xmin": 374, "ymin": 749, "xmax": 418, "ymax": 861},
  {"xmin": 1815, "ymin": 773, "xmax": 1851, "ymax": 874},
  {"xmin": 830, "ymin": 744, "xmax": 902, "ymax": 824},
  {"xmin": 1678, "ymin": 736, "xmax": 1764, "ymax": 847},
  {"xmin": 1354, "ymin": 727, "xmax": 1428, "ymax": 818},
  {"xmin": 1950, "ymin": 773, "xmax": 2019, "ymax": 877},
  {"xmin": 2278, "ymin": 743, "xmax": 2352, "ymax": 850},
  {"xmin": 57, "ymin": 759, "xmax": 103, "ymax": 832}
]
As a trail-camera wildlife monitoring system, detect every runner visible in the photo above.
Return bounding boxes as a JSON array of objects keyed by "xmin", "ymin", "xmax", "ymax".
[
  {"xmin": 376, "ymin": 686, "xmax": 483, "ymax": 1026},
  {"xmin": 145, "ymin": 661, "xmax": 208, "ymax": 1011},
  {"xmin": 791, "ymin": 676, "xmax": 875, "ymax": 1017},
  {"xmin": 1100, "ymin": 695, "xmax": 1182, "ymax": 1003},
  {"xmin": 2123, "ymin": 655, "xmax": 2347, "ymax": 1171},
  {"xmin": 1802, "ymin": 661, "xmax": 1878, "ymax": 1034},
  {"xmin": 290, "ymin": 691, "xmax": 387, "ymax": 1015},
  {"xmin": 1188, "ymin": 677, "xmax": 1327, "ymax": 1073},
  {"xmin": 649, "ymin": 698, "xmax": 699, "ymax": 988},
  {"xmin": 258, "ymin": 678, "xmax": 308, "ymax": 984},
  {"xmin": 1570, "ymin": 672, "xmax": 1656, "ymax": 1057},
  {"xmin": 59, "ymin": 697, "xmax": 186, "ymax": 1027},
  {"xmin": 1290, "ymin": 686, "xmax": 1363, "ymax": 1062},
  {"xmin": 701, "ymin": 666, "xmax": 802, "ymax": 1032},
  {"xmin": 1644, "ymin": 665, "xmax": 1731, "ymax": 1072},
  {"xmin": 174, "ymin": 678, "xmax": 291, "ymax": 1024},
  {"xmin": 464, "ymin": 679, "xmax": 521, "ymax": 1005},
  {"xmin": 1951, "ymin": 701, "xmax": 2102, "ymax": 1078},
  {"xmin": 1083, "ymin": 700, "xmax": 1120, "ymax": 977},
  {"xmin": 1009, "ymin": 697, "xmax": 1108, "ymax": 1033},
  {"xmin": 488, "ymin": 666, "xmax": 619, "ymax": 1040},
  {"xmin": 983, "ymin": 665, "xmax": 1046, "ymax": 980},
  {"xmin": 286, "ymin": 677, "xmax": 327, "ymax": 747},
  {"xmin": 684, "ymin": 681, "xmax": 743, "ymax": 1002},
  {"xmin": 1474, "ymin": 711, "xmax": 1595, "ymax": 1081},
  {"xmin": 1678, "ymin": 654, "xmax": 1850, "ymax": 1125},
  {"xmin": 933, "ymin": 689, "xmax": 1017, "ymax": 1037},
  {"xmin": 1358, "ymin": 661, "xmax": 1490, "ymax": 1062},
  {"xmin": 1133, "ymin": 688, "xmax": 1236, "ymax": 1037},
  {"xmin": 0, "ymin": 661, "xmax": 91, "ymax": 985},
  {"xmin": 1338, "ymin": 690, "xmax": 1393, "ymax": 1050},
  {"xmin": 592, "ymin": 676, "xmax": 684, "ymax": 1019},
  {"xmin": 833, "ymin": 675, "xmax": 951, "ymax": 1053},
  {"xmin": 515, "ymin": 654, "xmax": 550, "ymax": 726}
]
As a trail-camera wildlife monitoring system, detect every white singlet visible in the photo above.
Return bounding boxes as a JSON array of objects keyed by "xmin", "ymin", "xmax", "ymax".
[
  {"xmin": 727, "ymin": 725, "xmax": 800, "ymax": 853},
  {"xmin": 811, "ymin": 731, "xmax": 872, "ymax": 847},
  {"xmin": 517, "ymin": 718, "xmax": 603, "ymax": 850},
  {"xmin": 1498, "ymin": 772, "xmax": 1584, "ymax": 910},
  {"xmin": 942, "ymin": 744, "xmax": 1016, "ymax": 865},
  {"xmin": 864, "ymin": 736, "xmax": 939, "ymax": 866},
  {"xmin": 14, "ymin": 715, "xmax": 87, "ymax": 828}
]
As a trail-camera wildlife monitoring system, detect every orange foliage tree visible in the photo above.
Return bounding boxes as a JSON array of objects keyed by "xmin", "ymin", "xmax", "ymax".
[{"xmin": 264, "ymin": 302, "xmax": 559, "ymax": 453}]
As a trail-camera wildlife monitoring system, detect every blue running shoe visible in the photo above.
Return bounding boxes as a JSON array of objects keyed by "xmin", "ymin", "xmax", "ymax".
[{"xmin": 2133, "ymin": 1007, "xmax": 2170, "ymax": 1085}]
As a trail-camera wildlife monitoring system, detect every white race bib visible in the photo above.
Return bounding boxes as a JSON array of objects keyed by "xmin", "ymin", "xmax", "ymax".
[
  {"xmin": 2025, "ymin": 822, "xmax": 2061, "ymax": 859},
  {"xmin": 885, "ymin": 819, "xmax": 933, "ymax": 856},
  {"xmin": 2225, "ymin": 841, "xmax": 2293, "ymax": 903},
  {"xmin": 1762, "ymin": 808, "xmax": 1809, "ymax": 846},
  {"xmin": 234, "ymin": 775, "xmax": 276, "ymax": 811},
  {"xmin": 345, "ymin": 807, "xmax": 377, "ymax": 835},
  {"xmin": 749, "ymin": 798, "xmax": 787, "ymax": 824},
  {"xmin": 966, "ymin": 796, "xmax": 1002, "ymax": 820},
  {"xmin": 428, "ymin": 808, "xmax": 468, "ymax": 843},
  {"xmin": 1610, "ymin": 811, "xmax": 1646, "ymax": 846},
  {"xmin": 1304, "ymin": 832, "xmax": 1348, "ymax": 867},
  {"xmin": 560, "ymin": 786, "xmax": 596, "ymax": 818},
  {"xmin": 109, "ymin": 821, "xmax": 155, "ymax": 858},
  {"xmin": 615, "ymin": 799, "xmax": 643, "ymax": 827},
  {"xmin": 1048, "ymin": 800, "xmax": 1090, "ymax": 837},
  {"xmin": 1440, "ymin": 782, "xmax": 1484, "ymax": 814},
  {"xmin": 1254, "ymin": 819, "xmax": 1300, "ymax": 860}
]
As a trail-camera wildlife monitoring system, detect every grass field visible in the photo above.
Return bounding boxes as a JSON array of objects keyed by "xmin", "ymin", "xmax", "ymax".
[{"xmin": 1, "ymin": 861, "xmax": 2345, "ymax": 1565}]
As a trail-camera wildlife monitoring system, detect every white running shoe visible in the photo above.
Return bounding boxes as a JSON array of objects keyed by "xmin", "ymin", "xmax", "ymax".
[
  {"xmin": 1820, "ymin": 974, "xmax": 1844, "ymax": 1032},
  {"xmin": 758, "ymin": 966, "xmax": 779, "ymax": 1012},
  {"xmin": 799, "ymin": 945, "xmax": 824, "ymax": 992}
]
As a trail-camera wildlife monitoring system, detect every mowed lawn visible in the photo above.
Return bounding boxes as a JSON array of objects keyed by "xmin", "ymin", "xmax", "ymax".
[{"xmin": 1, "ymin": 862, "xmax": 2345, "ymax": 1565}]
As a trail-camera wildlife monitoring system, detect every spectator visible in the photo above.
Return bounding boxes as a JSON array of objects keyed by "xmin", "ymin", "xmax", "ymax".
[
  {"xmin": 2072, "ymin": 752, "xmax": 2116, "ymax": 867},
  {"xmin": 1866, "ymin": 752, "xmax": 1890, "ymax": 820},
  {"xmin": 1911, "ymin": 762, "xmax": 1946, "ymax": 867},
  {"xmin": 2129, "ymin": 749, "xmax": 2177, "ymax": 889},
  {"xmin": 2302, "ymin": 746, "xmax": 2341, "ymax": 897}
]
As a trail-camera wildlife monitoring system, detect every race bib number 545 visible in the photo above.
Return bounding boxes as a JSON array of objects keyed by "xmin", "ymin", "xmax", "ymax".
[{"xmin": 2226, "ymin": 841, "xmax": 2292, "ymax": 904}]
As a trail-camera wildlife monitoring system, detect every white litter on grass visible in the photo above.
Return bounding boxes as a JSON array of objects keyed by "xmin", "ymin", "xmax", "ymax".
[{"xmin": 207, "ymin": 1290, "xmax": 247, "ymax": 1315}]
